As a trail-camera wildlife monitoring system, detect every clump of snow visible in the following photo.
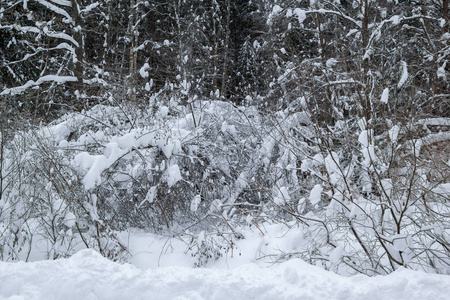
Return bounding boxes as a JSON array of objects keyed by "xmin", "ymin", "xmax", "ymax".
[
  {"xmin": 358, "ymin": 129, "xmax": 370, "ymax": 148},
  {"xmin": 391, "ymin": 15, "xmax": 401, "ymax": 25},
  {"xmin": 326, "ymin": 58, "xmax": 338, "ymax": 68},
  {"xmin": 221, "ymin": 121, "xmax": 237, "ymax": 135},
  {"xmin": 297, "ymin": 197, "xmax": 306, "ymax": 214},
  {"xmin": 272, "ymin": 5, "xmax": 282, "ymax": 15},
  {"xmin": 166, "ymin": 164, "xmax": 182, "ymax": 187},
  {"xmin": 273, "ymin": 186, "xmax": 291, "ymax": 205},
  {"xmin": 358, "ymin": 117, "xmax": 367, "ymax": 131},
  {"xmin": 141, "ymin": 186, "xmax": 157, "ymax": 206},
  {"xmin": 139, "ymin": 63, "xmax": 150, "ymax": 78},
  {"xmin": 64, "ymin": 212, "xmax": 76, "ymax": 228},
  {"xmin": 1, "ymin": 75, "xmax": 77, "ymax": 96},
  {"xmin": 309, "ymin": 184, "xmax": 322, "ymax": 205},
  {"xmin": 161, "ymin": 141, "xmax": 175, "ymax": 158},
  {"xmin": 389, "ymin": 125, "xmax": 400, "ymax": 144},
  {"xmin": 414, "ymin": 131, "xmax": 450, "ymax": 156},
  {"xmin": 397, "ymin": 61, "xmax": 408, "ymax": 89},
  {"xmin": 325, "ymin": 152, "xmax": 342, "ymax": 185},
  {"xmin": 190, "ymin": 195, "xmax": 202, "ymax": 212},
  {"xmin": 293, "ymin": 8, "xmax": 307, "ymax": 25},
  {"xmin": 81, "ymin": 2, "xmax": 100, "ymax": 14},
  {"xmin": 267, "ymin": 5, "xmax": 283, "ymax": 25},
  {"xmin": 73, "ymin": 142, "xmax": 127, "ymax": 190},
  {"xmin": 417, "ymin": 118, "xmax": 450, "ymax": 127},
  {"xmin": 380, "ymin": 87, "xmax": 389, "ymax": 103},
  {"xmin": 437, "ymin": 61, "xmax": 447, "ymax": 80},
  {"xmin": 159, "ymin": 105, "xmax": 169, "ymax": 118}
]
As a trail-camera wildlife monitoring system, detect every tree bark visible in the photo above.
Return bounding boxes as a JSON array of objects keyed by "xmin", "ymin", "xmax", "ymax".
[
  {"xmin": 128, "ymin": 0, "xmax": 137, "ymax": 102},
  {"xmin": 221, "ymin": 0, "xmax": 231, "ymax": 99},
  {"xmin": 71, "ymin": 0, "xmax": 84, "ymax": 109}
]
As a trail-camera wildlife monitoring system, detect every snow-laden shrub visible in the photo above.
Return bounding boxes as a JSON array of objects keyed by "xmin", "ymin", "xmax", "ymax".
[
  {"xmin": 268, "ymin": 114, "xmax": 450, "ymax": 275},
  {"xmin": 0, "ymin": 107, "xmax": 129, "ymax": 261},
  {"xmin": 186, "ymin": 230, "xmax": 239, "ymax": 268},
  {"xmin": 0, "ymin": 100, "xmax": 448, "ymax": 276}
]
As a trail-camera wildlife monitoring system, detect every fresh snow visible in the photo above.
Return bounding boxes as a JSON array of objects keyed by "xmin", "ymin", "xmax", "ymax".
[
  {"xmin": 267, "ymin": 5, "xmax": 283, "ymax": 25},
  {"xmin": 414, "ymin": 131, "xmax": 450, "ymax": 156},
  {"xmin": 358, "ymin": 129, "xmax": 370, "ymax": 148},
  {"xmin": 139, "ymin": 63, "xmax": 150, "ymax": 78},
  {"xmin": 1, "ymin": 248, "xmax": 449, "ymax": 300},
  {"xmin": 397, "ymin": 61, "xmax": 408, "ymax": 89},
  {"xmin": 142, "ymin": 186, "xmax": 157, "ymax": 205},
  {"xmin": 273, "ymin": 186, "xmax": 291, "ymax": 205},
  {"xmin": 48, "ymin": 0, "xmax": 72, "ymax": 7},
  {"xmin": 1, "ymin": 75, "xmax": 77, "ymax": 95},
  {"xmin": 417, "ymin": 117, "xmax": 450, "ymax": 127},
  {"xmin": 437, "ymin": 61, "xmax": 447, "ymax": 80},
  {"xmin": 166, "ymin": 164, "xmax": 182, "ymax": 187},
  {"xmin": 388, "ymin": 125, "xmax": 400, "ymax": 144},
  {"xmin": 309, "ymin": 184, "xmax": 322, "ymax": 205},
  {"xmin": 73, "ymin": 143, "xmax": 128, "ymax": 190},
  {"xmin": 190, "ymin": 195, "xmax": 202, "ymax": 212},
  {"xmin": 37, "ymin": 0, "xmax": 73, "ymax": 24},
  {"xmin": 293, "ymin": 8, "xmax": 306, "ymax": 25},
  {"xmin": 0, "ymin": 102, "xmax": 448, "ymax": 299},
  {"xmin": 380, "ymin": 87, "xmax": 389, "ymax": 104}
]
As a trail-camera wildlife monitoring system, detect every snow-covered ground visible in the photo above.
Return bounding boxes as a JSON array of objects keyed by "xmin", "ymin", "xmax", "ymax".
[
  {"xmin": 1, "ymin": 225, "xmax": 450, "ymax": 300},
  {"xmin": 1, "ymin": 248, "xmax": 449, "ymax": 300},
  {"xmin": 0, "ymin": 102, "xmax": 448, "ymax": 299}
]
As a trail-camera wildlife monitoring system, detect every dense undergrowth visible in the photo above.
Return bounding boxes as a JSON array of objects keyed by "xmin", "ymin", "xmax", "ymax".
[{"xmin": 0, "ymin": 100, "xmax": 449, "ymax": 275}]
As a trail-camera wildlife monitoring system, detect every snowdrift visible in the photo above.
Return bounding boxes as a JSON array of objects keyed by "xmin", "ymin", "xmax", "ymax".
[{"xmin": 1, "ymin": 248, "xmax": 449, "ymax": 300}]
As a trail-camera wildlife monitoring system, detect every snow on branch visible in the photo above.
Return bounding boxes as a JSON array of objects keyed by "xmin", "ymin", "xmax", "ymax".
[
  {"xmin": 414, "ymin": 132, "xmax": 450, "ymax": 156},
  {"xmin": 37, "ymin": 0, "xmax": 73, "ymax": 24},
  {"xmin": 417, "ymin": 118, "xmax": 450, "ymax": 127},
  {"xmin": 1, "ymin": 75, "xmax": 78, "ymax": 96},
  {"xmin": 308, "ymin": 8, "xmax": 361, "ymax": 28},
  {"xmin": 48, "ymin": 0, "xmax": 72, "ymax": 7},
  {"xmin": 271, "ymin": 6, "xmax": 361, "ymax": 28},
  {"xmin": 46, "ymin": 32, "xmax": 79, "ymax": 47},
  {"xmin": 5, "ymin": 43, "xmax": 76, "ymax": 66},
  {"xmin": 397, "ymin": 61, "xmax": 408, "ymax": 89},
  {"xmin": 81, "ymin": 2, "xmax": 100, "ymax": 15},
  {"xmin": 1, "ymin": 24, "xmax": 79, "ymax": 47},
  {"xmin": 363, "ymin": 14, "xmax": 443, "ymax": 60},
  {"xmin": 322, "ymin": 79, "xmax": 366, "ymax": 88},
  {"xmin": 0, "ymin": 24, "xmax": 40, "ymax": 35}
]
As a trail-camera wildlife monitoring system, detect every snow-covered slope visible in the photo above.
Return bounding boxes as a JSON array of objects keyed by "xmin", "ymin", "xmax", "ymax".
[{"xmin": 1, "ymin": 249, "xmax": 449, "ymax": 300}]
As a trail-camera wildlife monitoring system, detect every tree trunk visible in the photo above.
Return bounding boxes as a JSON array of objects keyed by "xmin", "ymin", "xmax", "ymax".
[
  {"xmin": 71, "ymin": 0, "xmax": 84, "ymax": 109},
  {"xmin": 221, "ymin": 0, "xmax": 231, "ymax": 99},
  {"xmin": 212, "ymin": 0, "xmax": 219, "ymax": 97},
  {"xmin": 128, "ymin": 0, "xmax": 137, "ymax": 102}
]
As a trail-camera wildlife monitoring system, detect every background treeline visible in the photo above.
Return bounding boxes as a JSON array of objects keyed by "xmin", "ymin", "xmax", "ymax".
[{"xmin": 1, "ymin": 0, "xmax": 448, "ymax": 124}]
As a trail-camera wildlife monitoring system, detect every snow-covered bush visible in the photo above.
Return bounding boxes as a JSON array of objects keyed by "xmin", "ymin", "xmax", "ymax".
[
  {"xmin": 0, "ymin": 108, "xmax": 128, "ymax": 261},
  {"xmin": 0, "ymin": 99, "xmax": 448, "ymax": 276},
  {"xmin": 268, "ymin": 112, "xmax": 450, "ymax": 275}
]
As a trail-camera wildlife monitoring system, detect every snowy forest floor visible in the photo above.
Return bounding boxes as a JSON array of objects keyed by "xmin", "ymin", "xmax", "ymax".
[
  {"xmin": 1, "ymin": 226, "xmax": 450, "ymax": 300},
  {"xmin": 1, "ymin": 101, "xmax": 449, "ymax": 298}
]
